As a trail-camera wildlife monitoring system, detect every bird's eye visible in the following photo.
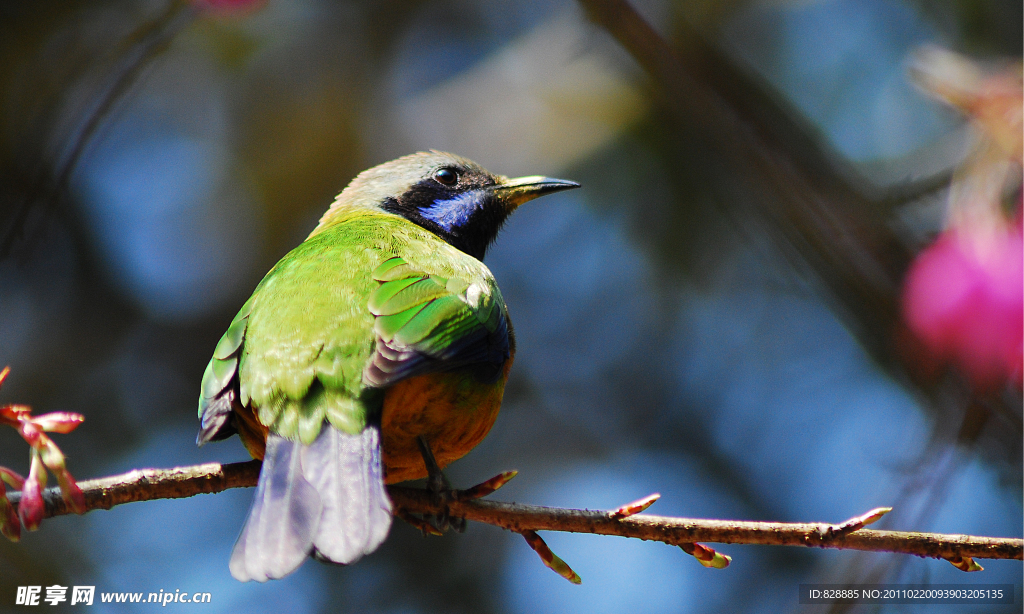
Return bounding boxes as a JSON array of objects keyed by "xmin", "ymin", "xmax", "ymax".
[{"xmin": 433, "ymin": 168, "xmax": 458, "ymax": 186}]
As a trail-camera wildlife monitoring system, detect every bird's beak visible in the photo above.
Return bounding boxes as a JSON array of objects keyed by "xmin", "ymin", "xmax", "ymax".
[{"xmin": 494, "ymin": 175, "xmax": 580, "ymax": 211}]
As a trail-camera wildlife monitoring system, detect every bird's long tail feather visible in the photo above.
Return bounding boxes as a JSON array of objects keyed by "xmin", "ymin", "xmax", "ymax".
[
  {"xmin": 230, "ymin": 434, "xmax": 321, "ymax": 582},
  {"xmin": 230, "ymin": 427, "xmax": 392, "ymax": 582},
  {"xmin": 304, "ymin": 426, "xmax": 392, "ymax": 563}
]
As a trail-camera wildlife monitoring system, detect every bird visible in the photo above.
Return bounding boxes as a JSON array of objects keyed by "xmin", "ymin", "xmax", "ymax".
[{"xmin": 196, "ymin": 151, "xmax": 578, "ymax": 582}]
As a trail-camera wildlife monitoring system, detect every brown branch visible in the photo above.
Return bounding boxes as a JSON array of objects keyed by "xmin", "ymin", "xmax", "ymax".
[{"xmin": 8, "ymin": 461, "xmax": 1021, "ymax": 562}]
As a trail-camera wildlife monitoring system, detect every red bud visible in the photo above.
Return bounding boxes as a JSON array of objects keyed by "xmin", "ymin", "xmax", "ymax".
[
  {"xmin": 55, "ymin": 469, "xmax": 86, "ymax": 514},
  {"xmin": 0, "ymin": 466, "xmax": 24, "ymax": 490},
  {"xmin": 18, "ymin": 422, "xmax": 42, "ymax": 447},
  {"xmin": 18, "ymin": 474, "xmax": 44, "ymax": 531},
  {"xmin": 37, "ymin": 438, "xmax": 66, "ymax": 472},
  {"xmin": 32, "ymin": 412, "xmax": 85, "ymax": 434}
]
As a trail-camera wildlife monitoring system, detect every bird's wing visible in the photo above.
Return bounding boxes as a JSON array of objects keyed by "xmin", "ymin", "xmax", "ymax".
[
  {"xmin": 238, "ymin": 229, "xmax": 381, "ymax": 442},
  {"xmin": 197, "ymin": 227, "xmax": 380, "ymax": 446},
  {"xmin": 197, "ymin": 220, "xmax": 392, "ymax": 581},
  {"xmin": 363, "ymin": 254, "xmax": 511, "ymax": 387},
  {"xmin": 197, "ymin": 295, "xmax": 254, "ymax": 446}
]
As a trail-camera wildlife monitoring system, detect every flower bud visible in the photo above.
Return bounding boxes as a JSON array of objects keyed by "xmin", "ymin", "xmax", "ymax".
[
  {"xmin": 32, "ymin": 412, "xmax": 85, "ymax": 434},
  {"xmin": 18, "ymin": 476, "xmax": 44, "ymax": 531},
  {"xmin": 902, "ymin": 226, "xmax": 1023, "ymax": 390},
  {"xmin": 55, "ymin": 469, "xmax": 87, "ymax": 514}
]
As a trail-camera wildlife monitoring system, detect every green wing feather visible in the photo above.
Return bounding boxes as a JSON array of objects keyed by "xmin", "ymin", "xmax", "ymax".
[
  {"xmin": 364, "ymin": 254, "xmax": 510, "ymax": 387},
  {"xmin": 198, "ymin": 208, "xmax": 510, "ymax": 448},
  {"xmin": 197, "ymin": 296, "xmax": 254, "ymax": 444}
]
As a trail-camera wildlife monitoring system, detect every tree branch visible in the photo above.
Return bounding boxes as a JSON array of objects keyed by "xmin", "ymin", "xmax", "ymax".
[
  {"xmin": 8, "ymin": 461, "xmax": 1021, "ymax": 563},
  {"xmin": 575, "ymin": 0, "xmax": 909, "ymax": 322}
]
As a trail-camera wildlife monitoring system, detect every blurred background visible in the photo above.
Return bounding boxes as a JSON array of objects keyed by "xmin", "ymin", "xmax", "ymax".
[{"xmin": 0, "ymin": 0, "xmax": 1020, "ymax": 612}]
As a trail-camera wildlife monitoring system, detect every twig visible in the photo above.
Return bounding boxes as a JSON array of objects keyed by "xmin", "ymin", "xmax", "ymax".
[
  {"xmin": 1, "ymin": 1, "xmax": 197, "ymax": 258},
  {"xmin": 7, "ymin": 461, "xmax": 1021, "ymax": 562},
  {"xmin": 575, "ymin": 0, "xmax": 918, "ymax": 367}
]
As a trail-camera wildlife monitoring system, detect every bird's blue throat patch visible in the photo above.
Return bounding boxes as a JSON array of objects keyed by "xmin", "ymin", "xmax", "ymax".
[{"xmin": 419, "ymin": 190, "xmax": 487, "ymax": 232}]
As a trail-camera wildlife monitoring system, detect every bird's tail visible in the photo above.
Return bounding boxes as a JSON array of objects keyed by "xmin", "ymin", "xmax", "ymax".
[{"xmin": 229, "ymin": 426, "xmax": 392, "ymax": 582}]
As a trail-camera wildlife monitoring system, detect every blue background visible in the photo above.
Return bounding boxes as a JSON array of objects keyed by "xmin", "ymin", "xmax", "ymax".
[{"xmin": 0, "ymin": 0, "xmax": 1020, "ymax": 612}]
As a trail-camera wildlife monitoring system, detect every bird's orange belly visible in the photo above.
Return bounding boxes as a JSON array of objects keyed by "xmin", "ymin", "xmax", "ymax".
[{"xmin": 380, "ymin": 361, "xmax": 511, "ymax": 484}]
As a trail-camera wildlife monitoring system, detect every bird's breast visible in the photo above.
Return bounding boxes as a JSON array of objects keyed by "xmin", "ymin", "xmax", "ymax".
[{"xmin": 380, "ymin": 357, "xmax": 513, "ymax": 484}]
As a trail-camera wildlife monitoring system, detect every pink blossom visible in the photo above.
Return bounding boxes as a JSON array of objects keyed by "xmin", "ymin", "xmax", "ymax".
[
  {"xmin": 0, "ymin": 369, "xmax": 88, "ymax": 532},
  {"xmin": 902, "ymin": 222, "xmax": 1023, "ymax": 390}
]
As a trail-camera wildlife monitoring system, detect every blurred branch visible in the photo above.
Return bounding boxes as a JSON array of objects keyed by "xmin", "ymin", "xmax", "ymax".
[
  {"xmin": 575, "ymin": 0, "xmax": 1021, "ymax": 501},
  {"xmin": 1, "ymin": 0, "xmax": 197, "ymax": 258},
  {"xmin": 576, "ymin": 0, "xmax": 907, "ymax": 355},
  {"xmin": 9, "ymin": 461, "xmax": 1022, "ymax": 562}
]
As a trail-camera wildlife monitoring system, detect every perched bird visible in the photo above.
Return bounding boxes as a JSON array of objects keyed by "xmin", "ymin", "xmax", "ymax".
[{"xmin": 197, "ymin": 151, "xmax": 578, "ymax": 582}]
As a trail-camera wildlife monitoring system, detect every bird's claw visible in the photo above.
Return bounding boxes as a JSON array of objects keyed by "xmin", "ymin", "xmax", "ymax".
[
  {"xmin": 416, "ymin": 436, "xmax": 465, "ymax": 533},
  {"xmin": 426, "ymin": 487, "xmax": 463, "ymax": 534},
  {"xmin": 413, "ymin": 438, "xmax": 519, "ymax": 533}
]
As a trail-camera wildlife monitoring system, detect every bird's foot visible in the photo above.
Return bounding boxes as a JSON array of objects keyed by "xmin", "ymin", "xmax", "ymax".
[
  {"xmin": 412, "ymin": 438, "xmax": 520, "ymax": 534},
  {"xmin": 416, "ymin": 436, "xmax": 465, "ymax": 533}
]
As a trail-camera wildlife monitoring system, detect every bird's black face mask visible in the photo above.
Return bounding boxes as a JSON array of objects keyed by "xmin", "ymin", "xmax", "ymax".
[{"xmin": 381, "ymin": 165, "xmax": 504, "ymax": 261}]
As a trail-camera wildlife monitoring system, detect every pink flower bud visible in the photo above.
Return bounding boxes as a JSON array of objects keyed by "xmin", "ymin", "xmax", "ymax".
[
  {"xmin": 55, "ymin": 469, "xmax": 86, "ymax": 514},
  {"xmin": 18, "ymin": 421, "xmax": 42, "ymax": 447},
  {"xmin": 38, "ymin": 438, "xmax": 67, "ymax": 472},
  {"xmin": 32, "ymin": 412, "xmax": 85, "ymax": 434},
  {"xmin": 0, "ymin": 466, "xmax": 25, "ymax": 490},
  {"xmin": 902, "ymin": 225, "xmax": 1023, "ymax": 390},
  {"xmin": 0, "ymin": 404, "xmax": 30, "ymax": 425},
  {"xmin": 18, "ymin": 473, "xmax": 44, "ymax": 531}
]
